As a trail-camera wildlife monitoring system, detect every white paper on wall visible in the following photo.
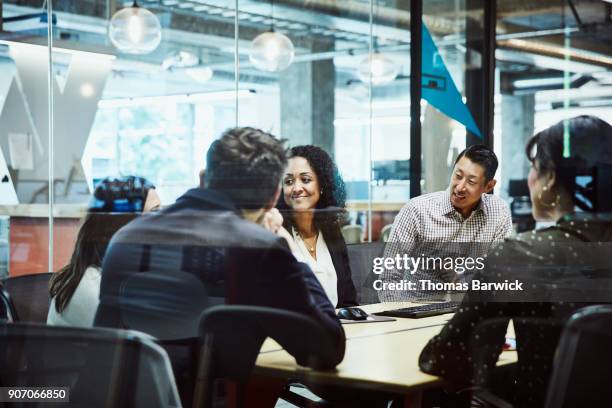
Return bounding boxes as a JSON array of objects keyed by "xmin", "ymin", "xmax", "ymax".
[{"xmin": 8, "ymin": 132, "xmax": 33, "ymax": 170}]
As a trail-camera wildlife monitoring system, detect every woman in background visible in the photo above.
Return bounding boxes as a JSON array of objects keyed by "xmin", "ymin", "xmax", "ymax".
[
  {"xmin": 277, "ymin": 145, "xmax": 357, "ymax": 308},
  {"xmin": 419, "ymin": 115, "xmax": 612, "ymax": 407},
  {"xmin": 47, "ymin": 176, "xmax": 159, "ymax": 327}
]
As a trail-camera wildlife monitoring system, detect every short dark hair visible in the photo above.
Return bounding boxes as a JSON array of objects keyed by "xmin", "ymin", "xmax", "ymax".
[
  {"xmin": 204, "ymin": 127, "xmax": 287, "ymax": 209},
  {"xmin": 454, "ymin": 144, "xmax": 499, "ymax": 182},
  {"xmin": 526, "ymin": 115, "xmax": 612, "ymax": 210}
]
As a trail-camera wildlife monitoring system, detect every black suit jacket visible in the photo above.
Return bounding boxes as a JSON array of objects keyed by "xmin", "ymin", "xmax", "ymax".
[
  {"xmin": 95, "ymin": 188, "xmax": 345, "ymax": 368},
  {"xmin": 418, "ymin": 215, "xmax": 612, "ymax": 408},
  {"xmin": 326, "ymin": 233, "xmax": 358, "ymax": 307}
]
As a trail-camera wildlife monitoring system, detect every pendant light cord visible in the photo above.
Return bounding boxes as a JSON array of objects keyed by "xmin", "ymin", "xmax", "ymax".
[{"xmin": 270, "ymin": 0, "xmax": 275, "ymax": 32}]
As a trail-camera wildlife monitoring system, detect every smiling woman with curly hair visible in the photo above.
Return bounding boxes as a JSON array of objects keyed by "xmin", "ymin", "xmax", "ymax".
[{"xmin": 277, "ymin": 145, "xmax": 357, "ymax": 307}]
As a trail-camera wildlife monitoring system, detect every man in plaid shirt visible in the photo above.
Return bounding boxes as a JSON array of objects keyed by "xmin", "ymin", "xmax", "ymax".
[{"xmin": 378, "ymin": 145, "xmax": 513, "ymax": 302}]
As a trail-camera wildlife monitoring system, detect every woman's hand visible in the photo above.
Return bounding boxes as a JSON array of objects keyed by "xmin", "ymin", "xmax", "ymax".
[
  {"xmin": 260, "ymin": 208, "xmax": 283, "ymax": 234},
  {"xmin": 260, "ymin": 210, "xmax": 303, "ymax": 258}
]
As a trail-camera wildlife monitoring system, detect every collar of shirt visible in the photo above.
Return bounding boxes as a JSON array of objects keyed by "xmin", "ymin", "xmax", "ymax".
[
  {"xmin": 178, "ymin": 188, "xmax": 237, "ymax": 212},
  {"xmin": 439, "ymin": 190, "xmax": 487, "ymax": 219}
]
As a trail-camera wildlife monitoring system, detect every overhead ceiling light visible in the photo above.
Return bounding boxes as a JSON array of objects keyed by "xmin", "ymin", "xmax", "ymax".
[
  {"xmin": 185, "ymin": 66, "xmax": 214, "ymax": 83},
  {"xmin": 161, "ymin": 50, "xmax": 214, "ymax": 83},
  {"xmin": 108, "ymin": 1, "xmax": 162, "ymax": 55},
  {"xmin": 358, "ymin": 52, "xmax": 399, "ymax": 85},
  {"xmin": 162, "ymin": 50, "xmax": 198, "ymax": 70},
  {"xmin": 248, "ymin": 0, "xmax": 294, "ymax": 72},
  {"xmin": 249, "ymin": 31, "xmax": 295, "ymax": 72}
]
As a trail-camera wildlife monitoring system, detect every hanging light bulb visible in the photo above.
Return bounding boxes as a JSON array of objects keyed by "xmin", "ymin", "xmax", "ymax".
[
  {"xmin": 108, "ymin": 1, "xmax": 162, "ymax": 55},
  {"xmin": 185, "ymin": 66, "xmax": 214, "ymax": 83},
  {"xmin": 357, "ymin": 52, "xmax": 399, "ymax": 86},
  {"xmin": 249, "ymin": 31, "xmax": 295, "ymax": 72}
]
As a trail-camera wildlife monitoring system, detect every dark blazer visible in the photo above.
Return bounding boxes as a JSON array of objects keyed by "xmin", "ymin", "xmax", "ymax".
[
  {"xmin": 95, "ymin": 188, "xmax": 345, "ymax": 368},
  {"xmin": 418, "ymin": 215, "xmax": 612, "ymax": 408},
  {"xmin": 325, "ymin": 232, "xmax": 358, "ymax": 307}
]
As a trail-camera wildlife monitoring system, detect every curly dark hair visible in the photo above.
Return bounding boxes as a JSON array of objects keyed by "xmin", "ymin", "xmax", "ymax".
[{"xmin": 278, "ymin": 145, "xmax": 347, "ymax": 239}]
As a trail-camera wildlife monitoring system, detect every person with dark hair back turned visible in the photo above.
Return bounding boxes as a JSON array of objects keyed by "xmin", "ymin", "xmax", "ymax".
[
  {"xmin": 419, "ymin": 115, "xmax": 612, "ymax": 408},
  {"xmin": 47, "ymin": 176, "xmax": 159, "ymax": 327},
  {"xmin": 94, "ymin": 128, "xmax": 345, "ymax": 383},
  {"xmin": 379, "ymin": 145, "xmax": 512, "ymax": 301}
]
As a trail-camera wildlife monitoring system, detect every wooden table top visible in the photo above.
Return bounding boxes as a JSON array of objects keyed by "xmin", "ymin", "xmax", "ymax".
[{"xmin": 255, "ymin": 302, "xmax": 517, "ymax": 394}]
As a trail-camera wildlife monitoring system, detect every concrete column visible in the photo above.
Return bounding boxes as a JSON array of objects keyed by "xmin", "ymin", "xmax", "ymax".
[
  {"xmin": 500, "ymin": 94, "xmax": 535, "ymax": 199},
  {"xmin": 279, "ymin": 39, "xmax": 335, "ymax": 156},
  {"xmin": 422, "ymin": 104, "xmax": 454, "ymax": 193}
]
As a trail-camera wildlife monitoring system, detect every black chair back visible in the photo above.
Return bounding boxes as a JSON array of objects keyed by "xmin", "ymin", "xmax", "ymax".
[
  {"xmin": 1, "ymin": 273, "xmax": 52, "ymax": 322},
  {"xmin": 0, "ymin": 284, "xmax": 17, "ymax": 322},
  {"xmin": 467, "ymin": 316, "xmax": 565, "ymax": 408},
  {"xmin": 545, "ymin": 305, "xmax": 612, "ymax": 408},
  {"xmin": 0, "ymin": 322, "xmax": 181, "ymax": 407},
  {"xmin": 346, "ymin": 242, "xmax": 384, "ymax": 305},
  {"xmin": 194, "ymin": 305, "xmax": 338, "ymax": 407}
]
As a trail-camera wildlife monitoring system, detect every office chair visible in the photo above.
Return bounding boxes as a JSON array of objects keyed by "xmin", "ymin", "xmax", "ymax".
[
  {"xmin": 544, "ymin": 305, "xmax": 612, "ymax": 408},
  {"xmin": 193, "ymin": 305, "xmax": 338, "ymax": 408},
  {"xmin": 346, "ymin": 242, "xmax": 385, "ymax": 305},
  {"xmin": 1, "ymin": 272, "xmax": 52, "ymax": 322},
  {"xmin": 118, "ymin": 270, "xmax": 209, "ymax": 406},
  {"xmin": 341, "ymin": 225, "xmax": 363, "ymax": 244},
  {"xmin": 0, "ymin": 284, "xmax": 17, "ymax": 322},
  {"xmin": 0, "ymin": 322, "xmax": 181, "ymax": 407},
  {"xmin": 466, "ymin": 312, "xmax": 578, "ymax": 408},
  {"xmin": 380, "ymin": 224, "xmax": 393, "ymax": 242}
]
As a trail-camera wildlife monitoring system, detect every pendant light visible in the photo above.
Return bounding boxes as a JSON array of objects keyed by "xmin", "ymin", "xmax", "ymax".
[
  {"xmin": 249, "ymin": 0, "xmax": 295, "ymax": 72},
  {"xmin": 358, "ymin": 1, "xmax": 398, "ymax": 86},
  {"xmin": 357, "ymin": 51, "xmax": 399, "ymax": 86},
  {"xmin": 186, "ymin": 66, "xmax": 214, "ymax": 83},
  {"xmin": 108, "ymin": 1, "xmax": 162, "ymax": 55}
]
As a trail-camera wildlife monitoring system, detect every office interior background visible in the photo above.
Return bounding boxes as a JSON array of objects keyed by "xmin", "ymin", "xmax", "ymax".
[{"xmin": 0, "ymin": 0, "xmax": 611, "ymax": 278}]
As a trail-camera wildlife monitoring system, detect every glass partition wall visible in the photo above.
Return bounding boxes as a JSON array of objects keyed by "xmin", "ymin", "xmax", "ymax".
[
  {"xmin": 495, "ymin": 0, "xmax": 612, "ymax": 231},
  {"xmin": 4, "ymin": 0, "xmax": 608, "ymax": 276},
  {"xmin": 0, "ymin": 0, "xmax": 52, "ymax": 276},
  {"xmin": 1, "ymin": 0, "xmax": 415, "ymax": 275}
]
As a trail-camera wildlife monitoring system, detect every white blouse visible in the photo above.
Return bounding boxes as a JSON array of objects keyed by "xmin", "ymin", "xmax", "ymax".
[
  {"xmin": 290, "ymin": 228, "xmax": 338, "ymax": 307},
  {"xmin": 47, "ymin": 266, "xmax": 101, "ymax": 328}
]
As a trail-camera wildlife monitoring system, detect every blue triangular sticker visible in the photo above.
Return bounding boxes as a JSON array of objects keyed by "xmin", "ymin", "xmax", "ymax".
[{"xmin": 421, "ymin": 24, "xmax": 482, "ymax": 138}]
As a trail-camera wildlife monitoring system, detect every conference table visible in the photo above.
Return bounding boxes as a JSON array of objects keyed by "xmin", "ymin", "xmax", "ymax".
[{"xmin": 251, "ymin": 302, "xmax": 517, "ymax": 407}]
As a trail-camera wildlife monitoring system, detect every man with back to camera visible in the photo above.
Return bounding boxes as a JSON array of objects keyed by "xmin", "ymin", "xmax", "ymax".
[
  {"xmin": 378, "ymin": 145, "xmax": 513, "ymax": 302},
  {"xmin": 94, "ymin": 127, "xmax": 345, "ymax": 399}
]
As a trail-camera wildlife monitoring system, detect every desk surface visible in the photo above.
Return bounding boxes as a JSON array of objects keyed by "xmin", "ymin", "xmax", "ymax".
[{"xmin": 255, "ymin": 303, "xmax": 517, "ymax": 394}]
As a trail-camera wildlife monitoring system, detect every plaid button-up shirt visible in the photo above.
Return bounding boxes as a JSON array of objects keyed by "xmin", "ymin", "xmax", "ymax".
[{"xmin": 378, "ymin": 190, "xmax": 513, "ymax": 302}]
